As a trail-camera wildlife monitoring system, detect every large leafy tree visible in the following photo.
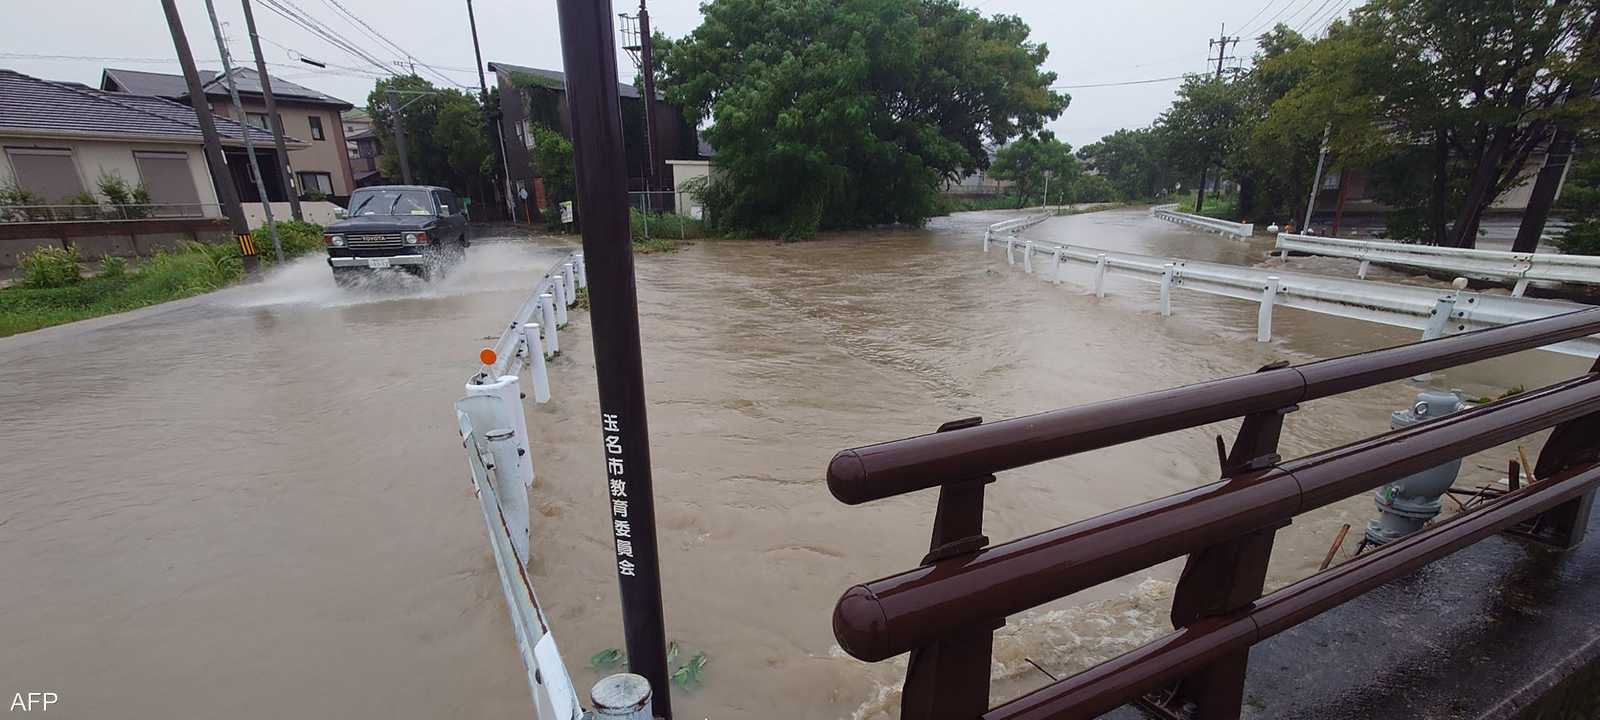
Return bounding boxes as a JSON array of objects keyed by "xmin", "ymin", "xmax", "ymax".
[
  {"xmin": 1075, "ymin": 128, "xmax": 1174, "ymax": 201},
  {"xmin": 366, "ymin": 75, "xmax": 495, "ymax": 205},
  {"xmin": 1155, "ymin": 75, "xmax": 1249, "ymax": 213},
  {"xmin": 990, "ymin": 132, "xmax": 1078, "ymax": 206},
  {"xmin": 661, "ymin": 0, "xmax": 1067, "ymax": 238}
]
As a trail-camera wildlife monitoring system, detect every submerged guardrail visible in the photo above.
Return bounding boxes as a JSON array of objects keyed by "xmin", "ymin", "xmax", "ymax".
[
  {"xmin": 828, "ymin": 309, "xmax": 1600, "ymax": 720},
  {"xmin": 454, "ymin": 251, "xmax": 588, "ymax": 720},
  {"xmin": 1153, "ymin": 205, "xmax": 1254, "ymax": 238},
  {"xmin": 1275, "ymin": 232, "xmax": 1600, "ymax": 296},
  {"xmin": 990, "ymin": 233, "xmax": 1600, "ymax": 358}
]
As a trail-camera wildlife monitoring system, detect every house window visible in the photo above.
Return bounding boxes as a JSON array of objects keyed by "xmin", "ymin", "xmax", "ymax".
[
  {"xmin": 521, "ymin": 120, "xmax": 534, "ymax": 148},
  {"xmin": 246, "ymin": 112, "xmax": 271, "ymax": 130},
  {"xmin": 133, "ymin": 151, "xmax": 201, "ymax": 216},
  {"xmin": 308, "ymin": 116, "xmax": 326, "ymax": 141},
  {"xmin": 4, "ymin": 147, "xmax": 84, "ymax": 202},
  {"xmin": 297, "ymin": 171, "xmax": 334, "ymax": 197}
]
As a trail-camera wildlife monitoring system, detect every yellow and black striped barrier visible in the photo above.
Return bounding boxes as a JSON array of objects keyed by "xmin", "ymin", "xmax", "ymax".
[{"xmin": 236, "ymin": 233, "xmax": 259, "ymax": 257}]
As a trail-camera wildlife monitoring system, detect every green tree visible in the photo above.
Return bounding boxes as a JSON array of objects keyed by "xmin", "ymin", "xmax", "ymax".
[
  {"xmin": 529, "ymin": 124, "xmax": 576, "ymax": 224},
  {"xmin": 990, "ymin": 133, "xmax": 1078, "ymax": 206},
  {"xmin": 1155, "ymin": 75, "xmax": 1249, "ymax": 213},
  {"xmin": 366, "ymin": 75, "xmax": 495, "ymax": 204},
  {"xmin": 661, "ymin": 0, "xmax": 1067, "ymax": 238},
  {"xmin": 1076, "ymin": 128, "xmax": 1173, "ymax": 201}
]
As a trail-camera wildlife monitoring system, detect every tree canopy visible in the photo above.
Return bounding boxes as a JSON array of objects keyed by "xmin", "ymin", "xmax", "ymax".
[
  {"xmin": 661, "ymin": 0, "xmax": 1067, "ymax": 238},
  {"xmin": 365, "ymin": 75, "xmax": 494, "ymax": 203}
]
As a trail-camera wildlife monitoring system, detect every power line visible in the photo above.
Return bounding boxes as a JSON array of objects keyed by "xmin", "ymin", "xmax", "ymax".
[
  {"xmin": 1294, "ymin": 0, "xmax": 1343, "ymax": 35},
  {"xmin": 1233, "ymin": 0, "xmax": 1284, "ymax": 36},
  {"xmin": 1307, "ymin": 0, "xmax": 1356, "ymax": 37},
  {"xmin": 1240, "ymin": 0, "xmax": 1314, "ymax": 38},
  {"xmin": 0, "ymin": 50, "xmax": 388, "ymax": 81},
  {"xmin": 1052, "ymin": 74, "xmax": 1187, "ymax": 89},
  {"xmin": 257, "ymin": 0, "xmax": 394, "ymax": 75},
  {"xmin": 313, "ymin": 0, "xmax": 471, "ymax": 88}
]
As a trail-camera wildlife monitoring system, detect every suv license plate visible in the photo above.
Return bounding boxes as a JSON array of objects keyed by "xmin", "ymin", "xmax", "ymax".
[{"xmin": 366, "ymin": 258, "xmax": 392, "ymax": 269}]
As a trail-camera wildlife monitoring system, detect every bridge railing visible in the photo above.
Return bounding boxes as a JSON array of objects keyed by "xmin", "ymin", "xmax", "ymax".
[
  {"xmin": 828, "ymin": 310, "xmax": 1600, "ymax": 720},
  {"xmin": 1153, "ymin": 206, "xmax": 1254, "ymax": 238},
  {"xmin": 453, "ymin": 250, "xmax": 589, "ymax": 720},
  {"xmin": 1275, "ymin": 232, "xmax": 1600, "ymax": 295},
  {"xmin": 991, "ymin": 233, "xmax": 1600, "ymax": 358}
]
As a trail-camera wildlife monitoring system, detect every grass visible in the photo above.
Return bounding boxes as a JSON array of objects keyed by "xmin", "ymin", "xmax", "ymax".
[
  {"xmin": 0, "ymin": 220, "xmax": 325, "ymax": 337},
  {"xmin": 937, "ymin": 193, "xmax": 1026, "ymax": 213},
  {"xmin": 1170, "ymin": 190, "xmax": 1242, "ymax": 221},
  {"xmin": 629, "ymin": 208, "xmax": 702, "ymax": 253}
]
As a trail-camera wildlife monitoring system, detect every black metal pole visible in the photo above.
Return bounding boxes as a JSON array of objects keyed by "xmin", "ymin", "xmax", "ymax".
[
  {"xmin": 160, "ymin": 0, "xmax": 258, "ymax": 275},
  {"xmin": 554, "ymin": 0, "xmax": 672, "ymax": 716},
  {"xmin": 240, "ymin": 0, "xmax": 303, "ymax": 222}
]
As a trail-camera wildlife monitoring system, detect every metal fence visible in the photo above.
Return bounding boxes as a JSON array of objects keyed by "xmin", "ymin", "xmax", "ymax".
[
  {"xmin": 828, "ymin": 308, "xmax": 1600, "ymax": 720},
  {"xmin": 1152, "ymin": 204, "xmax": 1255, "ymax": 238},
  {"xmin": 455, "ymin": 253, "xmax": 589, "ymax": 720},
  {"xmin": 628, "ymin": 190, "xmax": 705, "ymax": 242},
  {"xmin": 990, "ymin": 231, "xmax": 1600, "ymax": 358},
  {"xmin": 1275, "ymin": 232, "xmax": 1600, "ymax": 296},
  {"xmin": 0, "ymin": 203, "xmax": 222, "ymax": 223}
]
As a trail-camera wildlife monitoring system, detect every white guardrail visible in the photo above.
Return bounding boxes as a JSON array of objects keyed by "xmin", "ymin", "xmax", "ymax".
[
  {"xmin": 983, "ymin": 211, "xmax": 1053, "ymax": 245},
  {"xmin": 1275, "ymin": 232, "xmax": 1600, "ymax": 296},
  {"xmin": 1152, "ymin": 203, "xmax": 1255, "ymax": 238},
  {"xmin": 986, "ymin": 232, "xmax": 1600, "ymax": 358},
  {"xmin": 454, "ymin": 251, "xmax": 588, "ymax": 720}
]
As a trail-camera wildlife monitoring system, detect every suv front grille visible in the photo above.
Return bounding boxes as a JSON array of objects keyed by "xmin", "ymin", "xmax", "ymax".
[{"xmin": 346, "ymin": 233, "xmax": 405, "ymax": 249}]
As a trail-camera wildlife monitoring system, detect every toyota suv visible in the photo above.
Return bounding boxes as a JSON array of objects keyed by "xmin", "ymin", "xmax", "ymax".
[{"xmin": 325, "ymin": 185, "xmax": 470, "ymax": 284}]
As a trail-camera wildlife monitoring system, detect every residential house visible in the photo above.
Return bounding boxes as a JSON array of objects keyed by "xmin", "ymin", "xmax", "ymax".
[
  {"xmin": 100, "ymin": 67, "xmax": 355, "ymax": 203},
  {"xmin": 339, "ymin": 109, "xmax": 385, "ymax": 187},
  {"xmin": 486, "ymin": 61, "xmax": 705, "ymax": 222},
  {"xmin": 0, "ymin": 68, "xmax": 294, "ymax": 215}
]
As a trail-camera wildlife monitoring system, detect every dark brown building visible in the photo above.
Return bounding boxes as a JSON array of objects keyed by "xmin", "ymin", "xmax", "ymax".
[{"xmin": 486, "ymin": 62, "xmax": 704, "ymax": 222}]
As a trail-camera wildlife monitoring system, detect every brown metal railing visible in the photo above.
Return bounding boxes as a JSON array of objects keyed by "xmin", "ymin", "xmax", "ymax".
[{"xmin": 828, "ymin": 308, "xmax": 1600, "ymax": 720}]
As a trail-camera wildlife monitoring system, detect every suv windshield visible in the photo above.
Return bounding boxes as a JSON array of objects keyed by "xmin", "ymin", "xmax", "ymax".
[{"xmin": 348, "ymin": 189, "xmax": 435, "ymax": 217}]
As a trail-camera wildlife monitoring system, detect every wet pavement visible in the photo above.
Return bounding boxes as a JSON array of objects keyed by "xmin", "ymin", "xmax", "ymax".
[{"xmin": 0, "ymin": 209, "xmax": 1592, "ymax": 719}]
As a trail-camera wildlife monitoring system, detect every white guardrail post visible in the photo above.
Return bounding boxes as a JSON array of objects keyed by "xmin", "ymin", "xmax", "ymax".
[
  {"xmin": 1094, "ymin": 253, "xmax": 1109, "ymax": 298},
  {"xmin": 983, "ymin": 228, "xmax": 992, "ymax": 253},
  {"xmin": 1052, "ymin": 248, "xmax": 1063, "ymax": 285},
  {"xmin": 564, "ymin": 263, "xmax": 578, "ymax": 304},
  {"xmin": 575, "ymin": 253, "xmax": 588, "ymax": 289},
  {"xmin": 540, "ymin": 293, "xmax": 560, "ymax": 355},
  {"xmin": 461, "ymin": 376, "xmax": 535, "ymax": 566},
  {"xmin": 1023, "ymin": 241, "xmax": 1034, "ymax": 273},
  {"xmin": 1005, "ymin": 237, "xmax": 1015, "ymax": 265},
  {"xmin": 522, "ymin": 322, "xmax": 552, "ymax": 403},
  {"xmin": 553, "ymin": 274, "xmax": 570, "ymax": 326},
  {"xmin": 1159, "ymin": 263, "xmax": 1175, "ymax": 316},
  {"xmin": 1258, "ymin": 276, "xmax": 1280, "ymax": 342}
]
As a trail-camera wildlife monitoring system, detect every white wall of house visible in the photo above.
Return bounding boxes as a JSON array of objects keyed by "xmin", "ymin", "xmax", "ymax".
[
  {"xmin": 0, "ymin": 135, "xmax": 221, "ymax": 217},
  {"xmin": 666, "ymin": 159, "xmax": 714, "ymax": 217},
  {"xmin": 241, "ymin": 200, "xmax": 344, "ymax": 228}
]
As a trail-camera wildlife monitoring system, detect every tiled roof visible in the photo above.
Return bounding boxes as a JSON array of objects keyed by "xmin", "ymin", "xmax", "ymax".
[
  {"xmin": 486, "ymin": 61, "xmax": 655, "ymax": 100},
  {"xmin": 0, "ymin": 69, "xmax": 290, "ymax": 145},
  {"xmin": 101, "ymin": 67, "xmax": 352, "ymax": 108}
]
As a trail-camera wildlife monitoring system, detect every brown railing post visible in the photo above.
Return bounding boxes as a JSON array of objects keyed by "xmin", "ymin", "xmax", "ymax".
[
  {"xmin": 1150, "ymin": 364, "xmax": 1297, "ymax": 719},
  {"xmin": 902, "ymin": 417, "xmax": 1000, "ymax": 720}
]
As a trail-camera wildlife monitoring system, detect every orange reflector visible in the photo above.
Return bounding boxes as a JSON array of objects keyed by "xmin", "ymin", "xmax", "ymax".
[{"xmin": 479, "ymin": 348, "xmax": 497, "ymax": 365}]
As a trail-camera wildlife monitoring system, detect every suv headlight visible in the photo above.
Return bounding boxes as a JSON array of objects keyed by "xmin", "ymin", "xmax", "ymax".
[
  {"xmin": 326, "ymin": 234, "xmax": 345, "ymax": 247},
  {"xmin": 404, "ymin": 232, "xmax": 428, "ymax": 245},
  {"xmin": 404, "ymin": 232, "xmax": 419, "ymax": 245}
]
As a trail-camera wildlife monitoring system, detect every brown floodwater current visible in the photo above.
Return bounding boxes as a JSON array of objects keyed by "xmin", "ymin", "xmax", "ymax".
[{"xmin": 1, "ymin": 207, "xmax": 1587, "ymax": 719}]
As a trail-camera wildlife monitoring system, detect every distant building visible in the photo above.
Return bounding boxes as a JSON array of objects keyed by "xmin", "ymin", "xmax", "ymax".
[
  {"xmin": 100, "ymin": 67, "xmax": 355, "ymax": 202},
  {"xmin": 0, "ymin": 68, "xmax": 295, "ymax": 213},
  {"xmin": 486, "ymin": 61, "xmax": 706, "ymax": 222}
]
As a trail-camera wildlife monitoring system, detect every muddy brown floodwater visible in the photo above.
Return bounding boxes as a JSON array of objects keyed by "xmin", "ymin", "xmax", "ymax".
[{"xmin": 1, "ymin": 208, "xmax": 1590, "ymax": 720}]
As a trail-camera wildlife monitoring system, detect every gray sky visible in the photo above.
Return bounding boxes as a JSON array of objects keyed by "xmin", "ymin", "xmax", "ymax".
[{"xmin": 0, "ymin": 0, "xmax": 1355, "ymax": 149}]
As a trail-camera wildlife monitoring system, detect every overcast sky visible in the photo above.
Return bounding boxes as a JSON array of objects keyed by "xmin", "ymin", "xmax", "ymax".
[{"xmin": 0, "ymin": 0, "xmax": 1355, "ymax": 148}]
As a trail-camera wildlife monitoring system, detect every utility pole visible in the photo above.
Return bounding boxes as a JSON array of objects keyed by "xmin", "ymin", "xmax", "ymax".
[
  {"xmin": 555, "ymin": 0, "xmax": 673, "ymax": 715},
  {"xmin": 386, "ymin": 90, "xmax": 414, "ymax": 184},
  {"xmin": 1195, "ymin": 24, "xmax": 1239, "ymax": 214},
  {"xmin": 637, "ymin": 0, "xmax": 660, "ymax": 193},
  {"xmin": 205, "ymin": 0, "xmax": 283, "ymax": 264},
  {"xmin": 466, "ymin": 0, "xmax": 516, "ymax": 221},
  {"xmin": 160, "ymin": 0, "xmax": 259, "ymax": 276},
  {"xmin": 1303, "ymin": 123, "xmax": 1331, "ymax": 232},
  {"xmin": 240, "ymin": 0, "xmax": 302, "ymax": 222}
]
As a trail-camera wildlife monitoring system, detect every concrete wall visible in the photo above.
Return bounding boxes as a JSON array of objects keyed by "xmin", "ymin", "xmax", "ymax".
[
  {"xmin": 240, "ymin": 200, "xmax": 344, "ymax": 228},
  {"xmin": 213, "ymin": 99, "xmax": 354, "ymax": 197},
  {"xmin": 0, "ymin": 218, "xmax": 231, "ymax": 268},
  {"xmin": 0, "ymin": 135, "xmax": 221, "ymax": 216},
  {"xmin": 667, "ymin": 160, "xmax": 714, "ymax": 217}
]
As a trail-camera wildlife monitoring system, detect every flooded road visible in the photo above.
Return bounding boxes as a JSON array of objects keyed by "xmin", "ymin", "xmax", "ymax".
[{"xmin": 1, "ymin": 209, "xmax": 1588, "ymax": 719}]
